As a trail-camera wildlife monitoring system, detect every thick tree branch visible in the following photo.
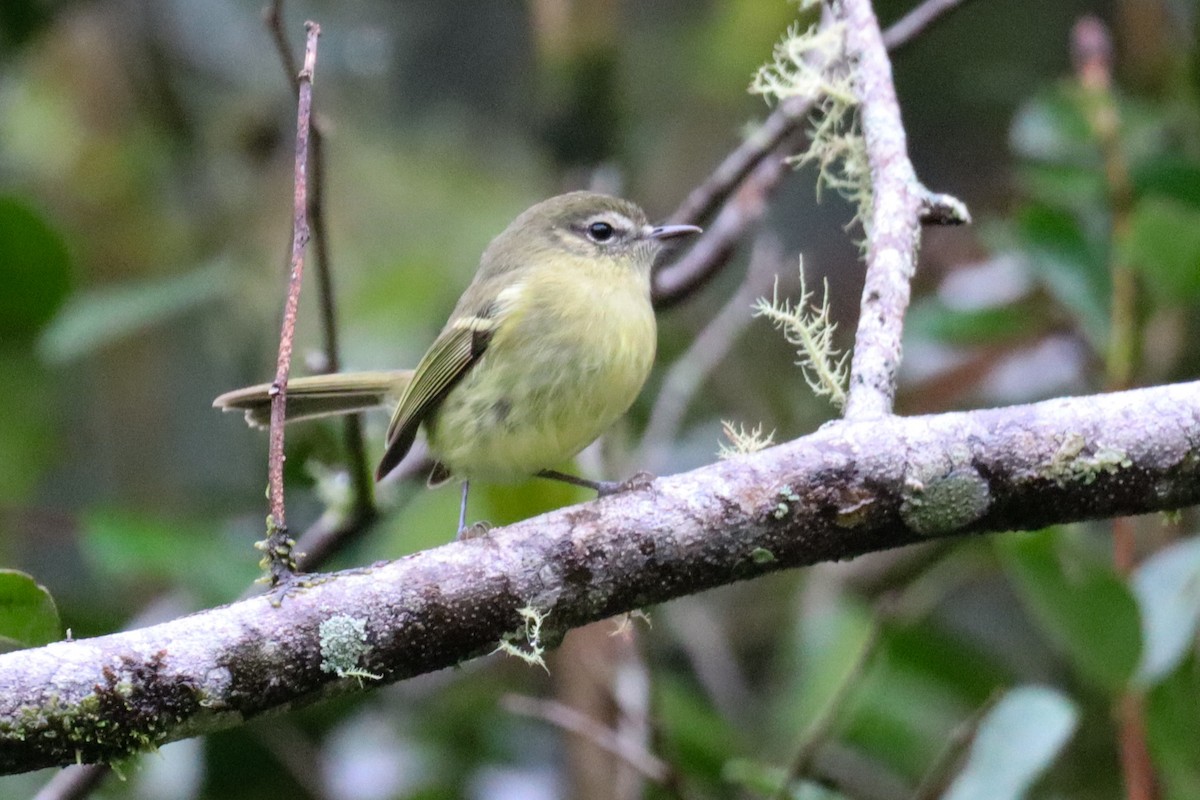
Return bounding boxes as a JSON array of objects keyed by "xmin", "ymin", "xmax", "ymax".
[{"xmin": 3, "ymin": 380, "xmax": 1199, "ymax": 774}]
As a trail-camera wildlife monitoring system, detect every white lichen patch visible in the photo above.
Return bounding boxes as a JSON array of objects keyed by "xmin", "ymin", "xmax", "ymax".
[
  {"xmin": 751, "ymin": 15, "xmax": 870, "ymax": 235},
  {"xmin": 319, "ymin": 615, "xmax": 380, "ymax": 683},
  {"xmin": 719, "ymin": 420, "xmax": 776, "ymax": 459},
  {"xmin": 771, "ymin": 484, "xmax": 802, "ymax": 520}
]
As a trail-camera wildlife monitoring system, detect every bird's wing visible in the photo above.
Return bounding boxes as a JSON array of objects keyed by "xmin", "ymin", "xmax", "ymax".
[{"xmin": 375, "ymin": 312, "xmax": 496, "ymax": 480}]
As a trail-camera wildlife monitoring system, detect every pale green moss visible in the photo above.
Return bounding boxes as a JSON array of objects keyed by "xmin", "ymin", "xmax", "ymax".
[{"xmin": 319, "ymin": 615, "xmax": 380, "ymax": 682}]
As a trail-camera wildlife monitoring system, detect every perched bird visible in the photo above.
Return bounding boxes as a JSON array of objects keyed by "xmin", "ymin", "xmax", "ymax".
[{"xmin": 214, "ymin": 191, "xmax": 700, "ymax": 530}]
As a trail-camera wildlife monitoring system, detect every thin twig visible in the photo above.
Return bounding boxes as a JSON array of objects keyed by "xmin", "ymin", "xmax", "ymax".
[
  {"xmin": 1116, "ymin": 691, "xmax": 1158, "ymax": 800},
  {"xmin": 1072, "ymin": 16, "xmax": 1137, "ymax": 393},
  {"xmin": 31, "ymin": 763, "xmax": 111, "ymax": 800},
  {"xmin": 668, "ymin": 95, "xmax": 813, "ymax": 229},
  {"xmin": 653, "ymin": 141, "xmax": 794, "ymax": 309},
  {"xmin": 772, "ymin": 621, "xmax": 881, "ymax": 800},
  {"xmin": 881, "ymin": 0, "xmax": 970, "ymax": 51},
  {"xmin": 639, "ymin": 234, "xmax": 782, "ymax": 472},
  {"xmin": 264, "ymin": 21, "xmax": 321, "ymax": 585},
  {"xmin": 667, "ymin": 0, "xmax": 971, "ymax": 229},
  {"xmin": 1071, "ymin": 17, "xmax": 1157, "ymax": 800},
  {"xmin": 265, "ymin": 0, "xmax": 376, "ymax": 532},
  {"xmin": 293, "ymin": 443, "xmax": 430, "ymax": 571},
  {"xmin": 501, "ymin": 694, "xmax": 679, "ymax": 790},
  {"xmin": 909, "ymin": 690, "xmax": 1004, "ymax": 800}
]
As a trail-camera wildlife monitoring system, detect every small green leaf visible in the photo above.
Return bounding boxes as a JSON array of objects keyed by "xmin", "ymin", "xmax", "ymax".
[
  {"xmin": 1123, "ymin": 197, "xmax": 1200, "ymax": 304},
  {"xmin": 1009, "ymin": 91, "xmax": 1095, "ymax": 166},
  {"xmin": 656, "ymin": 675, "xmax": 743, "ymax": 787},
  {"xmin": 38, "ymin": 260, "xmax": 232, "ymax": 363},
  {"xmin": 907, "ymin": 299, "xmax": 1042, "ymax": 346},
  {"xmin": 1131, "ymin": 536, "xmax": 1200, "ymax": 686},
  {"xmin": 999, "ymin": 531, "xmax": 1141, "ymax": 690},
  {"xmin": 723, "ymin": 758, "xmax": 847, "ymax": 799},
  {"xmin": 0, "ymin": 196, "xmax": 72, "ymax": 342},
  {"xmin": 1131, "ymin": 158, "xmax": 1200, "ymax": 208},
  {"xmin": 81, "ymin": 508, "xmax": 255, "ymax": 601},
  {"xmin": 0, "ymin": 569, "xmax": 61, "ymax": 650},
  {"xmin": 941, "ymin": 686, "xmax": 1078, "ymax": 800},
  {"xmin": 1013, "ymin": 206, "xmax": 1109, "ymax": 347}
]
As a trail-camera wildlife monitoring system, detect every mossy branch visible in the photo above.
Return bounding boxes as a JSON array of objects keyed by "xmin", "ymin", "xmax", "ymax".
[{"xmin": 3, "ymin": 380, "xmax": 1200, "ymax": 774}]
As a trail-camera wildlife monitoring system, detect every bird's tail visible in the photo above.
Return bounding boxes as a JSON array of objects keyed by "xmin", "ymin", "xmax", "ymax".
[{"xmin": 213, "ymin": 370, "xmax": 413, "ymax": 428}]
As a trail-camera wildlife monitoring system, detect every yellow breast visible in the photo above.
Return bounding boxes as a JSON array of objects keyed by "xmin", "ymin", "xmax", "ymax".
[{"xmin": 426, "ymin": 256, "xmax": 655, "ymax": 482}]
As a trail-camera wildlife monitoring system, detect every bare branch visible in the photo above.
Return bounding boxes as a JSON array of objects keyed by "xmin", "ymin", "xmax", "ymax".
[
  {"xmin": 881, "ymin": 0, "xmax": 970, "ymax": 51},
  {"xmin": 833, "ymin": 0, "xmax": 966, "ymax": 419},
  {"xmin": 264, "ymin": 21, "xmax": 321, "ymax": 584},
  {"xmin": 3, "ymin": 380, "xmax": 1199, "ymax": 774},
  {"xmin": 773, "ymin": 621, "xmax": 881, "ymax": 799},
  {"xmin": 652, "ymin": 145, "xmax": 792, "ymax": 309},
  {"xmin": 265, "ymin": 1, "xmax": 375, "ymax": 519},
  {"xmin": 502, "ymin": 694, "xmax": 675, "ymax": 788}
]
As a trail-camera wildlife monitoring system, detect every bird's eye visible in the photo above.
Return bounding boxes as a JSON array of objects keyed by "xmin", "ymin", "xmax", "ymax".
[{"xmin": 587, "ymin": 221, "xmax": 615, "ymax": 243}]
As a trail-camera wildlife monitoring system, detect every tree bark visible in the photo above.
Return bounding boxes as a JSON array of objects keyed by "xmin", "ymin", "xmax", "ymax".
[{"xmin": 2, "ymin": 379, "xmax": 1198, "ymax": 774}]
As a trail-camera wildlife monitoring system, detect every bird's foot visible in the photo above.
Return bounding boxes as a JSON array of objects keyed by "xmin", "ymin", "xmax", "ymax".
[
  {"xmin": 457, "ymin": 520, "xmax": 494, "ymax": 540},
  {"xmin": 537, "ymin": 469, "xmax": 656, "ymax": 497},
  {"xmin": 594, "ymin": 471, "xmax": 656, "ymax": 498}
]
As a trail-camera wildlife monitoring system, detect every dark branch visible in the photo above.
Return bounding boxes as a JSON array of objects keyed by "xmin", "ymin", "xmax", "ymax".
[
  {"xmin": 881, "ymin": 0, "xmax": 971, "ymax": 51},
  {"xmin": 652, "ymin": 143, "xmax": 793, "ymax": 309}
]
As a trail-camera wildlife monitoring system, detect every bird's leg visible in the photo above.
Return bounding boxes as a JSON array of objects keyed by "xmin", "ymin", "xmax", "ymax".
[
  {"xmin": 537, "ymin": 469, "xmax": 655, "ymax": 498},
  {"xmin": 458, "ymin": 480, "xmax": 470, "ymax": 533},
  {"xmin": 453, "ymin": 481, "xmax": 495, "ymax": 539}
]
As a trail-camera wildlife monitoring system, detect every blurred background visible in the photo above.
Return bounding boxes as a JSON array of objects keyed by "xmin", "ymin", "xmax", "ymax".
[{"xmin": 2, "ymin": 0, "xmax": 1200, "ymax": 798}]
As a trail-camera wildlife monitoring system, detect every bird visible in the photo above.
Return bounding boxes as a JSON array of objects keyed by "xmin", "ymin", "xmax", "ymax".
[{"xmin": 214, "ymin": 191, "xmax": 701, "ymax": 531}]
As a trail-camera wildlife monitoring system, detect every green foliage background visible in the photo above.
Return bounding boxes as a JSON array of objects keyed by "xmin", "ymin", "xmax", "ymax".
[{"xmin": 1, "ymin": 0, "xmax": 1199, "ymax": 798}]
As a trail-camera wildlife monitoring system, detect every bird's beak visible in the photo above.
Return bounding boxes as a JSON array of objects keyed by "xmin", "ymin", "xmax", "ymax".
[{"xmin": 645, "ymin": 223, "xmax": 702, "ymax": 241}]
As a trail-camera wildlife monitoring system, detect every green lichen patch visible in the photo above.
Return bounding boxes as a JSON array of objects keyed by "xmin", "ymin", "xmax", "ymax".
[
  {"xmin": 900, "ymin": 444, "xmax": 992, "ymax": 537},
  {"xmin": 750, "ymin": 547, "xmax": 778, "ymax": 564},
  {"xmin": 319, "ymin": 615, "xmax": 380, "ymax": 682},
  {"xmin": 1044, "ymin": 434, "xmax": 1133, "ymax": 487}
]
